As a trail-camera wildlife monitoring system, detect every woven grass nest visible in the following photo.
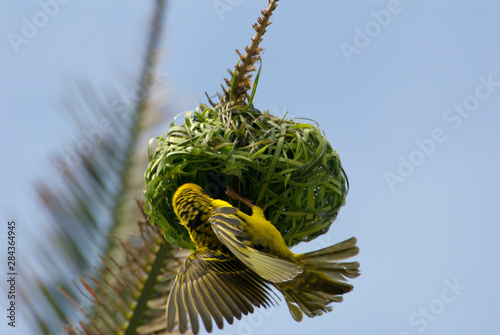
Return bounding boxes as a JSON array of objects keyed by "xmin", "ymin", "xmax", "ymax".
[{"xmin": 144, "ymin": 101, "xmax": 348, "ymax": 250}]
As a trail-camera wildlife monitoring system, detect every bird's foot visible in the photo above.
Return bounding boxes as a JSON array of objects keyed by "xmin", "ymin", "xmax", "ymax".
[{"xmin": 226, "ymin": 186, "xmax": 254, "ymax": 208}]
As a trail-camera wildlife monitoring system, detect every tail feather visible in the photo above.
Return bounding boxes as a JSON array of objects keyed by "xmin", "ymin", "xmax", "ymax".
[
  {"xmin": 308, "ymin": 261, "xmax": 361, "ymax": 281},
  {"xmin": 297, "ymin": 237, "xmax": 359, "ymax": 262},
  {"xmin": 282, "ymin": 290, "xmax": 339, "ymax": 319},
  {"xmin": 278, "ymin": 237, "xmax": 360, "ymax": 322}
]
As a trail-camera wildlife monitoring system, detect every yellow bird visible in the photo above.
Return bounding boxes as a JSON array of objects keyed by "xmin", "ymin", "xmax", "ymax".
[{"xmin": 167, "ymin": 183, "xmax": 359, "ymax": 334}]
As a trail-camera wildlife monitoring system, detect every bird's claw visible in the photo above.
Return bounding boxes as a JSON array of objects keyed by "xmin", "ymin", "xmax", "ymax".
[{"xmin": 226, "ymin": 186, "xmax": 254, "ymax": 208}]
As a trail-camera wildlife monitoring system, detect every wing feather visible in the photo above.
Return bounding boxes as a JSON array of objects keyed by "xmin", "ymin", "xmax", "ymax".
[
  {"xmin": 177, "ymin": 280, "xmax": 188, "ymax": 333},
  {"xmin": 206, "ymin": 271, "xmax": 243, "ymax": 318},
  {"xmin": 166, "ymin": 250, "xmax": 275, "ymax": 334},
  {"xmin": 211, "ymin": 208, "xmax": 303, "ymax": 283},
  {"xmin": 166, "ymin": 280, "xmax": 179, "ymax": 332},
  {"xmin": 200, "ymin": 275, "xmax": 234, "ymax": 324},
  {"xmin": 191, "ymin": 279, "xmax": 214, "ymax": 332},
  {"xmin": 196, "ymin": 278, "xmax": 224, "ymax": 329},
  {"xmin": 184, "ymin": 280, "xmax": 200, "ymax": 334}
]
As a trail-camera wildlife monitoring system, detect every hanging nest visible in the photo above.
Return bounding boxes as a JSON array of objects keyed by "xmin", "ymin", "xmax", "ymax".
[
  {"xmin": 144, "ymin": 101, "xmax": 348, "ymax": 249},
  {"xmin": 144, "ymin": 0, "xmax": 347, "ymax": 249}
]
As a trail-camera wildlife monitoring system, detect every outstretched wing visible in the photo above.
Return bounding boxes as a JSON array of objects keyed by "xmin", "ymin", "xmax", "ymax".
[
  {"xmin": 210, "ymin": 206, "xmax": 303, "ymax": 283},
  {"xmin": 166, "ymin": 249, "xmax": 275, "ymax": 334}
]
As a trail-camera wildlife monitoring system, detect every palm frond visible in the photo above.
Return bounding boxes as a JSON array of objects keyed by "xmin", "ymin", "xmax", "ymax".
[
  {"xmin": 64, "ymin": 204, "xmax": 188, "ymax": 335},
  {"xmin": 21, "ymin": 0, "xmax": 169, "ymax": 333}
]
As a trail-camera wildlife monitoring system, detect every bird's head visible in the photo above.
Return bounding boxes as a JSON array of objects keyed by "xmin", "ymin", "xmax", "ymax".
[{"xmin": 172, "ymin": 183, "xmax": 214, "ymax": 228}]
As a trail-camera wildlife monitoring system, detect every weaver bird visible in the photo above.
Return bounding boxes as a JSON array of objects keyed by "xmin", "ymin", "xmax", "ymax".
[{"xmin": 167, "ymin": 183, "xmax": 359, "ymax": 334}]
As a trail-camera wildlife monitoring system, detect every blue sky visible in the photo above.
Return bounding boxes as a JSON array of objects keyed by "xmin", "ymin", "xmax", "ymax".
[{"xmin": 1, "ymin": 1, "xmax": 500, "ymax": 334}]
